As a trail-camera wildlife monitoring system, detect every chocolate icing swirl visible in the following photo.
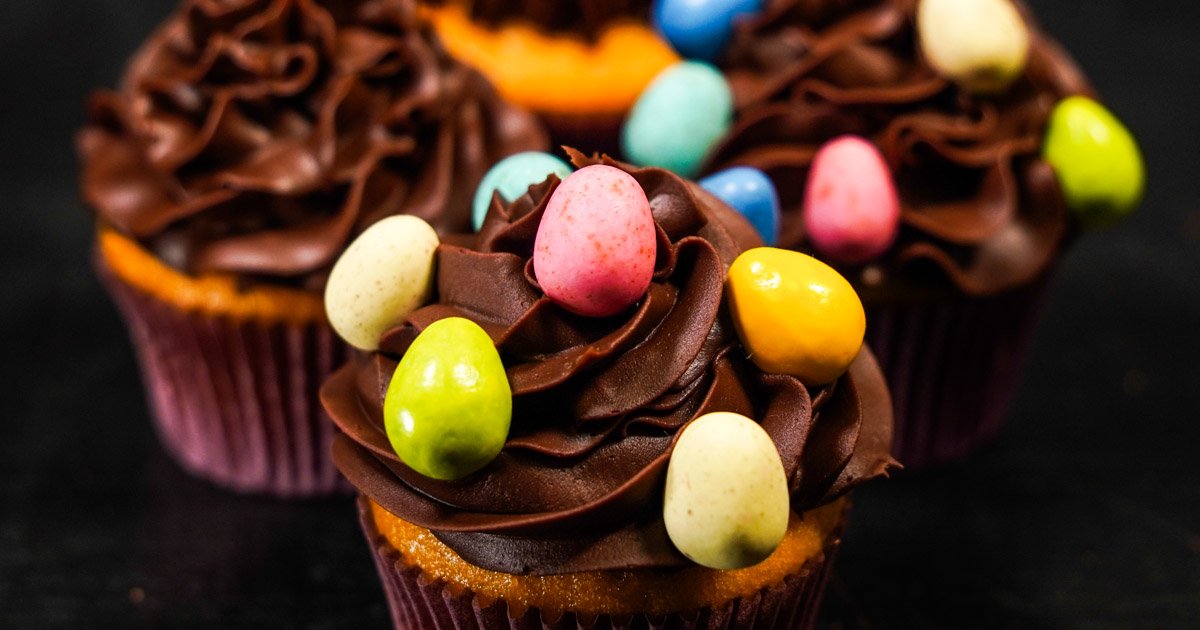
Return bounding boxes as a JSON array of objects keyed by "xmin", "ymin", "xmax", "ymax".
[
  {"xmin": 79, "ymin": 0, "xmax": 546, "ymax": 288},
  {"xmin": 324, "ymin": 152, "xmax": 896, "ymax": 575},
  {"xmin": 710, "ymin": 0, "xmax": 1094, "ymax": 296},
  {"xmin": 423, "ymin": 0, "xmax": 653, "ymax": 40}
]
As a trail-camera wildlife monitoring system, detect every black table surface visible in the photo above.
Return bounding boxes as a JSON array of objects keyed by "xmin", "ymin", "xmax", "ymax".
[{"xmin": 3, "ymin": 0, "xmax": 1198, "ymax": 627}]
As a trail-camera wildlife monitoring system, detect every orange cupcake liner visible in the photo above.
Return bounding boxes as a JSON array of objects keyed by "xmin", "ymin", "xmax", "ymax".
[
  {"xmin": 357, "ymin": 497, "xmax": 845, "ymax": 630},
  {"xmin": 94, "ymin": 231, "xmax": 351, "ymax": 496}
]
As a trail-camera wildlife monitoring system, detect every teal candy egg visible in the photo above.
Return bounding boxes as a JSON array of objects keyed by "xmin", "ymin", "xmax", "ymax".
[
  {"xmin": 621, "ymin": 61, "xmax": 733, "ymax": 177},
  {"xmin": 472, "ymin": 152, "xmax": 573, "ymax": 231},
  {"xmin": 1042, "ymin": 96, "xmax": 1145, "ymax": 226},
  {"xmin": 383, "ymin": 317, "xmax": 512, "ymax": 480}
]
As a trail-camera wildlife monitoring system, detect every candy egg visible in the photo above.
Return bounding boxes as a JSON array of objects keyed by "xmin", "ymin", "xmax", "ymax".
[
  {"xmin": 471, "ymin": 152, "xmax": 573, "ymax": 231},
  {"xmin": 653, "ymin": 0, "xmax": 765, "ymax": 62},
  {"xmin": 803, "ymin": 136, "xmax": 901, "ymax": 264},
  {"xmin": 917, "ymin": 0, "xmax": 1029, "ymax": 94},
  {"xmin": 325, "ymin": 215, "xmax": 439, "ymax": 351},
  {"xmin": 533, "ymin": 165, "xmax": 657, "ymax": 317},
  {"xmin": 663, "ymin": 412, "xmax": 790, "ymax": 570},
  {"xmin": 383, "ymin": 317, "xmax": 512, "ymax": 481},
  {"xmin": 622, "ymin": 61, "xmax": 733, "ymax": 177},
  {"xmin": 1042, "ymin": 96, "xmax": 1145, "ymax": 226},
  {"xmin": 700, "ymin": 166, "xmax": 781, "ymax": 246},
  {"xmin": 726, "ymin": 247, "xmax": 865, "ymax": 385}
]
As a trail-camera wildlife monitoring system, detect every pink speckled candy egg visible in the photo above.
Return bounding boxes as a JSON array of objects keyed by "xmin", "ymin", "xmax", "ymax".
[
  {"xmin": 534, "ymin": 165, "xmax": 657, "ymax": 317},
  {"xmin": 803, "ymin": 135, "xmax": 901, "ymax": 265}
]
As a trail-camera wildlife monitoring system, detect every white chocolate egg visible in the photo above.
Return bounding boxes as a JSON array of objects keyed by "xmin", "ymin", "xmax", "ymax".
[{"xmin": 324, "ymin": 215, "xmax": 439, "ymax": 351}]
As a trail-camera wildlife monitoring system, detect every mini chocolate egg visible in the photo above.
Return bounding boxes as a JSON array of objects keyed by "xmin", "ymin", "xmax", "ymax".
[
  {"xmin": 472, "ymin": 152, "xmax": 573, "ymax": 231},
  {"xmin": 663, "ymin": 411, "xmax": 790, "ymax": 570},
  {"xmin": 533, "ymin": 165, "xmax": 657, "ymax": 317},
  {"xmin": 1043, "ymin": 96, "xmax": 1145, "ymax": 226},
  {"xmin": 726, "ymin": 247, "xmax": 865, "ymax": 385},
  {"xmin": 383, "ymin": 317, "xmax": 511, "ymax": 481},
  {"xmin": 803, "ymin": 136, "xmax": 901, "ymax": 264},
  {"xmin": 917, "ymin": 0, "xmax": 1029, "ymax": 94},
  {"xmin": 653, "ymin": 0, "xmax": 765, "ymax": 61},
  {"xmin": 325, "ymin": 215, "xmax": 439, "ymax": 351},
  {"xmin": 622, "ymin": 61, "xmax": 733, "ymax": 177},
  {"xmin": 700, "ymin": 166, "xmax": 781, "ymax": 246}
]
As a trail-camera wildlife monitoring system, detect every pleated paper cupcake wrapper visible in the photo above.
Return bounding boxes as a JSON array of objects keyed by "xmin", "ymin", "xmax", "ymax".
[
  {"xmin": 96, "ymin": 253, "xmax": 351, "ymax": 497},
  {"xmin": 358, "ymin": 497, "xmax": 841, "ymax": 630},
  {"xmin": 865, "ymin": 278, "xmax": 1049, "ymax": 469}
]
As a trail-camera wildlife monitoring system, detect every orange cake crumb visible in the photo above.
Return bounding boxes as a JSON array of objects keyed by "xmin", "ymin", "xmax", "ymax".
[
  {"xmin": 420, "ymin": 4, "xmax": 678, "ymax": 116},
  {"xmin": 369, "ymin": 497, "xmax": 846, "ymax": 618}
]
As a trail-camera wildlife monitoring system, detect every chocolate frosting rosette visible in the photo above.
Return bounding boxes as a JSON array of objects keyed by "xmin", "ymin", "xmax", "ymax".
[
  {"xmin": 712, "ymin": 0, "xmax": 1093, "ymax": 296},
  {"xmin": 321, "ymin": 151, "xmax": 896, "ymax": 628},
  {"xmin": 613, "ymin": 0, "xmax": 1146, "ymax": 468},
  {"xmin": 78, "ymin": 0, "xmax": 547, "ymax": 496}
]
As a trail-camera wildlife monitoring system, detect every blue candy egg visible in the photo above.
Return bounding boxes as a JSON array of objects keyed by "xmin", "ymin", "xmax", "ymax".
[
  {"xmin": 700, "ymin": 167, "xmax": 781, "ymax": 246},
  {"xmin": 621, "ymin": 61, "xmax": 733, "ymax": 178},
  {"xmin": 472, "ymin": 152, "xmax": 573, "ymax": 231},
  {"xmin": 653, "ymin": 0, "xmax": 765, "ymax": 61}
]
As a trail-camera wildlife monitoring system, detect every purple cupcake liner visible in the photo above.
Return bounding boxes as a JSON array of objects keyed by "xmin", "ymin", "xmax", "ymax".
[
  {"xmin": 96, "ymin": 252, "xmax": 351, "ymax": 497},
  {"xmin": 865, "ymin": 278, "xmax": 1050, "ymax": 469},
  {"xmin": 357, "ymin": 497, "xmax": 842, "ymax": 630}
]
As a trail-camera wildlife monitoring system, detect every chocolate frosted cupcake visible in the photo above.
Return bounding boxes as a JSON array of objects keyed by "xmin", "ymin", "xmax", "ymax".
[
  {"xmin": 697, "ymin": 0, "xmax": 1145, "ymax": 467},
  {"xmin": 322, "ymin": 151, "xmax": 896, "ymax": 628},
  {"xmin": 78, "ymin": 0, "xmax": 546, "ymax": 496}
]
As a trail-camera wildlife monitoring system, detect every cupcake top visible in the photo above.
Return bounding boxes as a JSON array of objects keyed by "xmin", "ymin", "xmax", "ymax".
[
  {"xmin": 705, "ymin": 0, "xmax": 1107, "ymax": 296},
  {"xmin": 323, "ymin": 151, "xmax": 896, "ymax": 575},
  {"xmin": 79, "ymin": 0, "xmax": 546, "ymax": 290}
]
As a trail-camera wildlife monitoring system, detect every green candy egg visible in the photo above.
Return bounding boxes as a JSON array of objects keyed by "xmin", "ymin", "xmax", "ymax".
[
  {"xmin": 383, "ymin": 317, "xmax": 512, "ymax": 480},
  {"xmin": 621, "ymin": 61, "xmax": 733, "ymax": 177},
  {"xmin": 1043, "ymin": 96, "xmax": 1145, "ymax": 226}
]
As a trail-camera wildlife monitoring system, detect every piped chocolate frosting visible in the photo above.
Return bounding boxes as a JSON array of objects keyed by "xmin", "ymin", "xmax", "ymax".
[
  {"xmin": 79, "ymin": 0, "xmax": 546, "ymax": 289},
  {"xmin": 323, "ymin": 151, "xmax": 896, "ymax": 575},
  {"xmin": 711, "ymin": 0, "xmax": 1093, "ymax": 296}
]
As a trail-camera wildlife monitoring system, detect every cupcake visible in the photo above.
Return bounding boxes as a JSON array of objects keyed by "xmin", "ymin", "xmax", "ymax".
[
  {"xmin": 321, "ymin": 150, "xmax": 896, "ymax": 628},
  {"xmin": 78, "ymin": 0, "xmax": 547, "ymax": 496},
  {"xmin": 414, "ymin": 0, "xmax": 1145, "ymax": 468},
  {"xmin": 695, "ymin": 0, "xmax": 1145, "ymax": 467},
  {"xmin": 417, "ymin": 0, "xmax": 676, "ymax": 151}
]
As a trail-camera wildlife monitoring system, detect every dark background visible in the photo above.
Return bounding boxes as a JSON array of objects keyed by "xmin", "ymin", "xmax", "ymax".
[{"xmin": 2, "ymin": 0, "xmax": 1197, "ymax": 627}]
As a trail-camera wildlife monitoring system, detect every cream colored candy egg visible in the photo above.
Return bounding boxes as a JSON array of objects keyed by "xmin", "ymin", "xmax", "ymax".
[
  {"xmin": 917, "ymin": 0, "xmax": 1030, "ymax": 94},
  {"xmin": 324, "ymin": 215, "xmax": 439, "ymax": 351},
  {"xmin": 663, "ymin": 412, "xmax": 790, "ymax": 570}
]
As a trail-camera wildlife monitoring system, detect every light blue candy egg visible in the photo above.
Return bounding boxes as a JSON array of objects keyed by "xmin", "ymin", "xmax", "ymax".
[
  {"xmin": 622, "ymin": 61, "xmax": 733, "ymax": 178},
  {"xmin": 472, "ymin": 152, "xmax": 573, "ymax": 231},
  {"xmin": 653, "ymin": 0, "xmax": 765, "ymax": 61},
  {"xmin": 699, "ymin": 167, "xmax": 780, "ymax": 246}
]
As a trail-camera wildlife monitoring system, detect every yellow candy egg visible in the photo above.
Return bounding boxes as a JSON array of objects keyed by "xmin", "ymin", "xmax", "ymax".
[{"xmin": 726, "ymin": 247, "xmax": 865, "ymax": 385}]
